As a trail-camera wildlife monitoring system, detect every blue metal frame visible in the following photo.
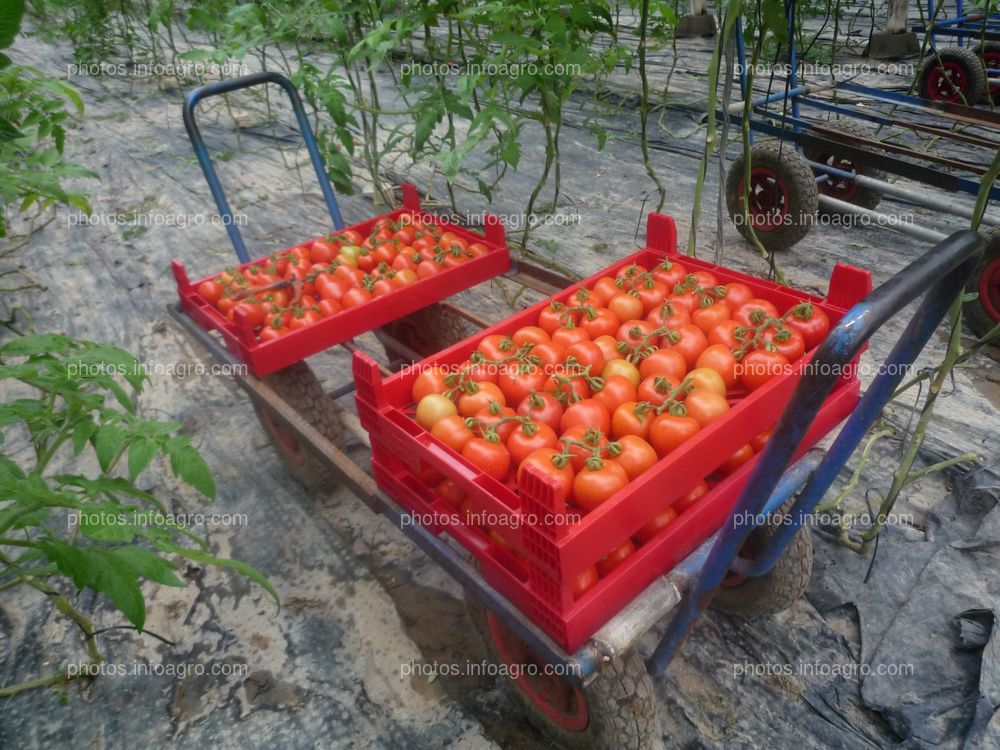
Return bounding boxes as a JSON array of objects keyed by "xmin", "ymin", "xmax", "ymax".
[
  {"xmin": 648, "ymin": 229, "xmax": 983, "ymax": 675},
  {"xmin": 182, "ymin": 71, "xmax": 345, "ymax": 264},
  {"xmin": 727, "ymin": 1, "xmax": 1000, "ymax": 204},
  {"xmin": 916, "ymin": 0, "xmax": 1000, "ymax": 46}
]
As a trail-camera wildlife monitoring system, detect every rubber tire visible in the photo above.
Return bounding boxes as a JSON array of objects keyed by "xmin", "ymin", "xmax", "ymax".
[
  {"xmin": 804, "ymin": 120, "xmax": 886, "ymax": 212},
  {"xmin": 918, "ymin": 46, "xmax": 986, "ymax": 105},
  {"xmin": 253, "ymin": 361, "xmax": 342, "ymax": 491},
  {"xmin": 972, "ymin": 42, "xmax": 1000, "ymax": 102},
  {"xmin": 465, "ymin": 593, "xmax": 658, "ymax": 750},
  {"xmin": 378, "ymin": 303, "xmax": 476, "ymax": 362},
  {"xmin": 726, "ymin": 139, "xmax": 819, "ymax": 253},
  {"xmin": 964, "ymin": 225, "xmax": 1000, "ymax": 340},
  {"xmin": 709, "ymin": 499, "xmax": 814, "ymax": 619}
]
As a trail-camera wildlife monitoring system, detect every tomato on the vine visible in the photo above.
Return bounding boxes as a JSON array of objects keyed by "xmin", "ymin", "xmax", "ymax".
[
  {"xmin": 683, "ymin": 388, "xmax": 730, "ymax": 427},
  {"xmin": 197, "ymin": 280, "xmax": 224, "ymax": 305},
  {"xmin": 664, "ymin": 324, "xmax": 708, "ymax": 369},
  {"xmin": 637, "ymin": 348, "xmax": 687, "ymax": 381},
  {"xmin": 611, "ymin": 401, "xmax": 654, "ymax": 440},
  {"xmin": 507, "ymin": 422, "xmax": 559, "ymax": 466},
  {"xmin": 473, "ymin": 404, "xmax": 518, "ymax": 442},
  {"xmin": 783, "ymin": 301, "xmax": 830, "ymax": 350},
  {"xmin": 458, "ymin": 381, "xmax": 507, "ymax": 417},
  {"xmin": 733, "ymin": 299, "xmax": 780, "ymax": 328},
  {"xmin": 648, "ymin": 413, "xmax": 701, "ymax": 456},
  {"xmin": 759, "ymin": 325, "xmax": 805, "ymax": 362},
  {"xmin": 691, "ymin": 301, "xmax": 731, "ymax": 335},
  {"xmin": 461, "ymin": 437, "xmax": 511, "ymax": 480},
  {"xmin": 573, "ymin": 459, "xmax": 629, "ymax": 512},
  {"xmin": 561, "ymin": 398, "xmax": 611, "ymax": 435},
  {"xmin": 516, "ymin": 391, "xmax": 563, "ymax": 433},
  {"xmin": 498, "ymin": 365, "xmax": 548, "ymax": 405},
  {"xmin": 579, "ymin": 307, "xmax": 620, "ymax": 339},
  {"xmin": 518, "ymin": 448, "xmax": 575, "ymax": 500},
  {"xmin": 614, "ymin": 435, "xmax": 658, "ymax": 480},
  {"xmin": 591, "ymin": 375, "xmax": 637, "ymax": 414},
  {"xmin": 431, "ymin": 414, "xmax": 475, "ymax": 453},
  {"xmin": 739, "ymin": 349, "xmax": 789, "ymax": 391},
  {"xmin": 416, "ymin": 394, "xmax": 458, "ymax": 430},
  {"xmin": 412, "ymin": 366, "xmax": 449, "ymax": 402},
  {"xmin": 637, "ymin": 374, "xmax": 680, "ymax": 406},
  {"xmin": 693, "ymin": 346, "xmax": 738, "ymax": 389}
]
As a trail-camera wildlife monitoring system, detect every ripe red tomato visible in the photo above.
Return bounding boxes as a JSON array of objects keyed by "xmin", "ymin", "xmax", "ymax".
[
  {"xmin": 538, "ymin": 303, "xmax": 575, "ymax": 334},
  {"xmin": 611, "ymin": 401, "xmax": 654, "ymax": 440},
  {"xmin": 617, "ymin": 319, "xmax": 658, "ymax": 349},
  {"xmin": 646, "ymin": 300, "xmax": 691, "ymax": 330},
  {"xmin": 637, "ymin": 348, "xmax": 687, "ymax": 381},
  {"xmin": 560, "ymin": 399, "xmax": 612, "ymax": 435},
  {"xmin": 591, "ymin": 276, "xmax": 624, "ymax": 306},
  {"xmin": 573, "ymin": 460, "xmax": 629, "ymax": 512},
  {"xmin": 719, "ymin": 443, "xmax": 755, "ymax": 475},
  {"xmin": 310, "ymin": 239, "xmax": 338, "ymax": 264},
  {"xmin": 461, "ymin": 437, "xmax": 511, "ymax": 480},
  {"xmin": 560, "ymin": 425, "xmax": 609, "ymax": 472},
  {"xmin": 633, "ymin": 278, "xmax": 669, "ymax": 313},
  {"xmin": 529, "ymin": 342, "xmax": 566, "ymax": 372},
  {"xmin": 591, "ymin": 375, "xmax": 637, "ymax": 414},
  {"xmin": 596, "ymin": 539, "xmax": 636, "ymax": 577},
  {"xmin": 648, "ymin": 413, "xmax": 701, "ymax": 456},
  {"xmin": 435, "ymin": 478, "xmax": 466, "ymax": 509},
  {"xmin": 707, "ymin": 319, "xmax": 746, "ymax": 349},
  {"xmin": 457, "ymin": 381, "xmax": 507, "ymax": 417},
  {"xmin": 431, "ymin": 414, "xmax": 475, "ymax": 452},
  {"xmin": 497, "ymin": 365, "xmax": 548, "ymax": 405},
  {"xmin": 721, "ymin": 282, "xmax": 753, "ymax": 311},
  {"xmin": 473, "ymin": 404, "xmax": 518, "ymax": 442},
  {"xmin": 637, "ymin": 374, "xmax": 680, "ymax": 406},
  {"xmin": 233, "ymin": 302, "xmax": 266, "ymax": 328},
  {"xmin": 691, "ymin": 301, "xmax": 731, "ymax": 335},
  {"xmin": 733, "ymin": 299, "xmax": 780, "ymax": 328},
  {"xmin": 674, "ymin": 479, "xmax": 709, "ymax": 513},
  {"xmin": 342, "ymin": 288, "xmax": 373, "ymax": 308},
  {"xmin": 318, "ymin": 299, "xmax": 342, "ymax": 318},
  {"xmin": 634, "ymin": 507, "xmax": 678, "ymax": 545},
  {"xmin": 683, "ymin": 388, "xmax": 730, "ymax": 427},
  {"xmin": 512, "ymin": 326, "xmax": 550, "ymax": 347},
  {"xmin": 197, "ymin": 280, "xmax": 224, "ymax": 306},
  {"xmin": 507, "ymin": 422, "xmax": 559, "ymax": 466},
  {"xmin": 664, "ymin": 324, "xmax": 708, "ymax": 369},
  {"xmin": 759, "ymin": 325, "xmax": 805, "ymax": 362},
  {"xmin": 571, "ymin": 566, "xmax": 599, "ymax": 599},
  {"xmin": 592, "ymin": 335, "xmax": 621, "ymax": 363},
  {"xmin": 652, "ymin": 258, "xmax": 687, "ymax": 287},
  {"xmin": 695, "ymin": 344, "xmax": 739, "ymax": 388},
  {"xmin": 516, "ymin": 391, "xmax": 563, "ymax": 433},
  {"xmin": 614, "ymin": 435, "xmax": 658, "ymax": 480},
  {"xmin": 579, "ymin": 307, "xmax": 620, "ymax": 339},
  {"xmin": 551, "ymin": 326, "xmax": 591, "ymax": 349},
  {"xmin": 544, "ymin": 369, "xmax": 591, "ymax": 402},
  {"xmin": 478, "ymin": 334, "xmax": 517, "ymax": 362},
  {"xmin": 564, "ymin": 341, "xmax": 605, "ymax": 374},
  {"xmin": 783, "ymin": 301, "xmax": 830, "ymax": 350},
  {"xmin": 518, "ymin": 448, "xmax": 575, "ymax": 500},
  {"xmin": 750, "ymin": 426, "xmax": 773, "ymax": 453},
  {"xmin": 739, "ymin": 349, "xmax": 790, "ymax": 391},
  {"xmin": 608, "ymin": 292, "xmax": 644, "ymax": 322},
  {"xmin": 411, "ymin": 366, "xmax": 450, "ymax": 402}
]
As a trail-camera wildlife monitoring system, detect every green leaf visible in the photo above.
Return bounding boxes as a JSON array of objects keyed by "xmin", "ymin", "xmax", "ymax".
[
  {"xmin": 127, "ymin": 437, "xmax": 156, "ymax": 481},
  {"xmin": 0, "ymin": 0, "xmax": 24, "ymax": 50},
  {"xmin": 0, "ymin": 116, "xmax": 24, "ymax": 143},
  {"xmin": 154, "ymin": 539, "xmax": 279, "ymax": 609},
  {"xmin": 109, "ymin": 545, "xmax": 184, "ymax": 587},
  {"xmin": 165, "ymin": 439, "xmax": 216, "ymax": 498},
  {"xmin": 40, "ymin": 541, "xmax": 146, "ymax": 630},
  {"xmin": 71, "ymin": 417, "xmax": 97, "ymax": 455},
  {"xmin": 0, "ymin": 333, "xmax": 74, "ymax": 357},
  {"xmin": 93, "ymin": 425, "xmax": 126, "ymax": 472}
]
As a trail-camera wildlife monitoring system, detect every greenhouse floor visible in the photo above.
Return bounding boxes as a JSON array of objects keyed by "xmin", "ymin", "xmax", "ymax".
[{"xmin": 4, "ymin": 21, "xmax": 1000, "ymax": 750}]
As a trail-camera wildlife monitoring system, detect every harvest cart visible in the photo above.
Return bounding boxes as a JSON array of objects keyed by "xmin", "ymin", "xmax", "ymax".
[
  {"xmin": 912, "ymin": 0, "xmax": 1000, "ymax": 104},
  {"xmin": 724, "ymin": 0, "xmax": 1000, "ymax": 338},
  {"xmin": 171, "ymin": 73, "xmax": 985, "ymax": 749}
]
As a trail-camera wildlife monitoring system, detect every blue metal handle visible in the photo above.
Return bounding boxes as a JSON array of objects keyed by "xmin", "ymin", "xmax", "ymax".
[
  {"xmin": 182, "ymin": 71, "xmax": 345, "ymax": 264},
  {"xmin": 648, "ymin": 229, "xmax": 984, "ymax": 677}
]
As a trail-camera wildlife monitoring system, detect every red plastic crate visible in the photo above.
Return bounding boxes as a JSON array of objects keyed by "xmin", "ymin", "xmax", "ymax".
[
  {"xmin": 353, "ymin": 213, "xmax": 872, "ymax": 652},
  {"xmin": 173, "ymin": 183, "xmax": 510, "ymax": 376}
]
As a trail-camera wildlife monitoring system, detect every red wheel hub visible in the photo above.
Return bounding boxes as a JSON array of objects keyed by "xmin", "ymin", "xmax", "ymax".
[
  {"xmin": 485, "ymin": 611, "xmax": 589, "ymax": 731},
  {"xmin": 261, "ymin": 409, "xmax": 308, "ymax": 465},
  {"xmin": 814, "ymin": 154, "xmax": 861, "ymax": 202},
  {"xmin": 983, "ymin": 51, "xmax": 1000, "ymax": 98},
  {"xmin": 927, "ymin": 61, "xmax": 969, "ymax": 102},
  {"xmin": 737, "ymin": 166, "xmax": 791, "ymax": 233},
  {"xmin": 979, "ymin": 255, "xmax": 1000, "ymax": 325}
]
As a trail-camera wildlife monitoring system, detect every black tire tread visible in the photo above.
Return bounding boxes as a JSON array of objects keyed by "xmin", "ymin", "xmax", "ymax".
[
  {"xmin": 465, "ymin": 593, "xmax": 657, "ymax": 750},
  {"xmin": 725, "ymin": 139, "xmax": 819, "ymax": 253},
  {"xmin": 805, "ymin": 120, "xmax": 886, "ymax": 212},
  {"xmin": 710, "ymin": 498, "xmax": 814, "ymax": 618},
  {"xmin": 918, "ymin": 46, "xmax": 986, "ymax": 105},
  {"xmin": 253, "ymin": 361, "xmax": 341, "ymax": 490},
  {"xmin": 963, "ymin": 225, "xmax": 1000, "ymax": 340}
]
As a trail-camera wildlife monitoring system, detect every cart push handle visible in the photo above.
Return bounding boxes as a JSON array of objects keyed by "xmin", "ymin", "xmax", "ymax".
[
  {"xmin": 182, "ymin": 71, "xmax": 345, "ymax": 264},
  {"xmin": 648, "ymin": 229, "xmax": 984, "ymax": 677}
]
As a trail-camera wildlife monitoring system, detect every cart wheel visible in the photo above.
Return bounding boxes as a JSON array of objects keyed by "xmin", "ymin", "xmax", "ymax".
[
  {"xmin": 725, "ymin": 140, "xmax": 819, "ymax": 253},
  {"xmin": 710, "ymin": 499, "xmax": 813, "ymax": 619},
  {"xmin": 378, "ymin": 303, "xmax": 476, "ymax": 362},
  {"xmin": 918, "ymin": 47, "xmax": 986, "ymax": 105},
  {"xmin": 964, "ymin": 226, "xmax": 1000, "ymax": 340},
  {"xmin": 972, "ymin": 42, "xmax": 1000, "ymax": 101},
  {"xmin": 465, "ymin": 594, "xmax": 658, "ymax": 750},
  {"xmin": 804, "ymin": 120, "xmax": 886, "ymax": 212},
  {"xmin": 253, "ymin": 361, "xmax": 342, "ymax": 490}
]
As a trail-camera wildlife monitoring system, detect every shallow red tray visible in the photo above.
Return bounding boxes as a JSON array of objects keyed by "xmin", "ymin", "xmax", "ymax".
[{"xmin": 173, "ymin": 183, "xmax": 510, "ymax": 376}]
